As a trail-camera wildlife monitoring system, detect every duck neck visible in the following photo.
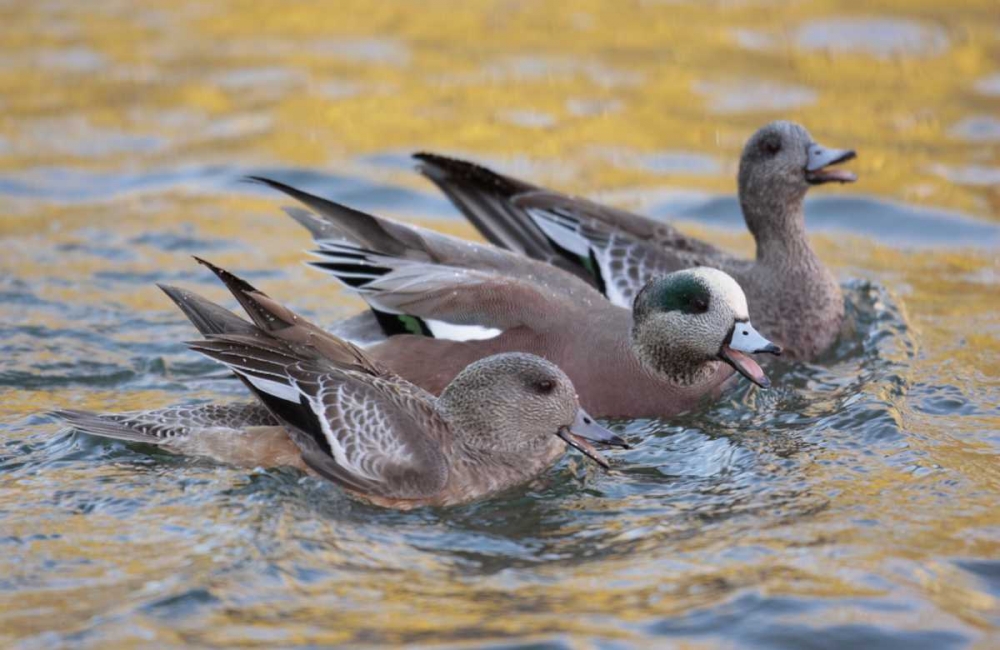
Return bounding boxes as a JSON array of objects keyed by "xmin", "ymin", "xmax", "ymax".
[
  {"xmin": 446, "ymin": 421, "xmax": 563, "ymax": 493},
  {"xmin": 741, "ymin": 188, "xmax": 815, "ymax": 265}
]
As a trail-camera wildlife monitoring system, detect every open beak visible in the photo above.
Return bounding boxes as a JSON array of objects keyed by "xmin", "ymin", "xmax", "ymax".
[
  {"xmin": 805, "ymin": 143, "xmax": 857, "ymax": 185},
  {"xmin": 557, "ymin": 409, "xmax": 629, "ymax": 469},
  {"xmin": 717, "ymin": 320, "xmax": 781, "ymax": 388}
]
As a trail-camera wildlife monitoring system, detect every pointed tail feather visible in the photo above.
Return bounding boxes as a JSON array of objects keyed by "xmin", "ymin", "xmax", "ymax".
[
  {"xmin": 413, "ymin": 152, "xmax": 536, "ymax": 198},
  {"xmin": 190, "ymin": 258, "xmax": 390, "ymax": 372},
  {"xmin": 248, "ymin": 176, "xmax": 414, "ymax": 256},
  {"xmin": 158, "ymin": 284, "xmax": 258, "ymax": 337},
  {"xmin": 51, "ymin": 409, "xmax": 174, "ymax": 445},
  {"xmin": 191, "ymin": 256, "xmax": 298, "ymax": 333}
]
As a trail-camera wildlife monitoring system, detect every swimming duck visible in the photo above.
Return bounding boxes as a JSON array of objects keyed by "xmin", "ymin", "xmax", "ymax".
[
  {"xmin": 414, "ymin": 121, "xmax": 856, "ymax": 359},
  {"xmin": 54, "ymin": 281, "xmax": 624, "ymax": 509},
  {"xmin": 253, "ymin": 179, "xmax": 781, "ymax": 418}
]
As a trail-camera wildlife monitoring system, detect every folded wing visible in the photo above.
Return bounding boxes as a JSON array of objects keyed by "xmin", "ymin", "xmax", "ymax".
[
  {"xmin": 250, "ymin": 176, "xmax": 603, "ymax": 304},
  {"xmin": 188, "ymin": 331, "xmax": 450, "ymax": 500},
  {"xmin": 414, "ymin": 153, "xmax": 729, "ymax": 306},
  {"xmin": 308, "ymin": 240, "xmax": 580, "ymax": 341}
]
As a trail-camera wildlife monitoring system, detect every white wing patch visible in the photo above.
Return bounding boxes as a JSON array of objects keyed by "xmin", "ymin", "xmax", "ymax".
[
  {"xmin": 244, "ymin": 375, "xmax": 302, "ymax": 402},
  {"xmin": 357, "ymin": 296, "xmax": 503, "ymax": 342},
  {"xmin": 528, "ymin": 208, "xmax": 640, "ymax": 308},
  {"xmin": 315, "ymin": 256, "xmax": 507, "ymax": 342},
  {"xmin": 424, "ymin": 320, "xmax": 502, "ymax": 341},
  {"xmin": 528, "ymin": 208, "xmax": 591, "ymax": 256}
]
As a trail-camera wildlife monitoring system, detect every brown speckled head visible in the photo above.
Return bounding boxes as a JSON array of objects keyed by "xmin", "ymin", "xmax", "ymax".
[
  {"xmin": 738, "ymin": 121, "xmax": 856, "ymax": 247},
  {"xmin": 438, "ymin": 352, "xmax": 622, "ymax": 465}
]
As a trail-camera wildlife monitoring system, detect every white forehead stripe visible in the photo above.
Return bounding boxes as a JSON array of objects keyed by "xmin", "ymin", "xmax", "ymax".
[{"xmin": 689, "ymin": 267, "xmax": 749, "ymax": 319}]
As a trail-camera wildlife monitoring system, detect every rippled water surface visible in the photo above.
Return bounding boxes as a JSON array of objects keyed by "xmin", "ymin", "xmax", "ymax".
[{"xmin": 2, "ymin": 1, "xmax": 999, "ymax": 647}]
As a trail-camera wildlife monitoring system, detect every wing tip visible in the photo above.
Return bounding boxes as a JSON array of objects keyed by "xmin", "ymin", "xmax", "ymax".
[
  {"xmin": 283, "ymin": 206, "xmax": 332, "ymax": 240},
  {"xmin": 412, "ymin": 152, "xmax": 530, "ymax": 196},
  {"xmin": 49, "ymin": 408, "xmax": 87, "ymax": 421},
  {"xmin": 244, "ymin": 175, "xmax": 285, "ymax": 190},
  {"xmin": 193, "ymin": 256, "xmax": 260, "ymax": 294},
  {"xmin": 157, "ymin": 282, "xmax": 186, "ymax": 304}
]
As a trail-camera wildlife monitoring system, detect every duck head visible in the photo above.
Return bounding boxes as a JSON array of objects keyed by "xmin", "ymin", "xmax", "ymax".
[
  {"xmin": 440, "ymin": 353, "xmax": 628, "ymax": 469},
  {"xmin": 738, "ymin": 121, "xmax": 856, "ymax": 244},
  {"xmin": 631, "ymin": 268, "xmax": 781, "ymax": 387}
]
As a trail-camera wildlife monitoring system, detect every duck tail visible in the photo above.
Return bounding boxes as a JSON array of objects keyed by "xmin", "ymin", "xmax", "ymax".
[
  {"xmin": 157, "ymin": 283, "xmax": 258, "ymax": 338},
  {"xmin": 190, "ymin": 256, "xmax": 299, "ymax": 334},
  {"xmin": 188, "ymin": 257, "xmax": 391, "ymax": 374},
  {"xmin": 50, "ymin": 409, "xmax": 171, "ymax": 445},
  {"xmin": 247, "ymin": 176, "xmax": 420, "ymax": 257}
]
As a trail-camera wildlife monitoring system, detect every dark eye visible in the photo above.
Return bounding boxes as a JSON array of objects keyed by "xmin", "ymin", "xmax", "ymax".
[
  {"xmin": 762, "ymin": 137, "xmax": 782, "ymax": 155},
  {"xmin": 536, "ymin": 379, "xmax": 554, "ymax": 394},
  {"xmin": 689, "ymin": 295, "xmax": 709, "ymax": 313}
]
